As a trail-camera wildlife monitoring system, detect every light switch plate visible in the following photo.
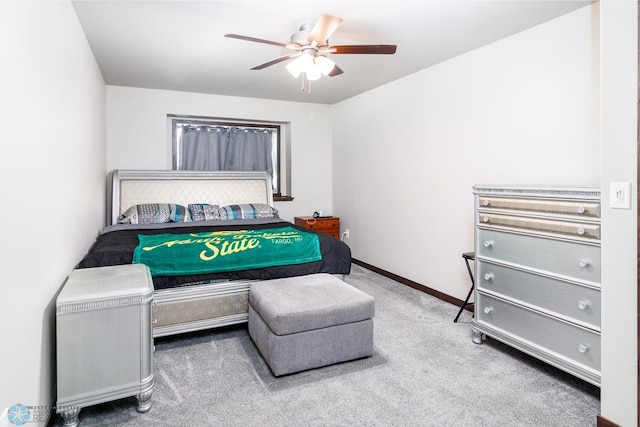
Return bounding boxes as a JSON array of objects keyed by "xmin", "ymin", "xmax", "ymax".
[{"xmin": 610, "ymin": 182, "xmax": 631, "ymax": 209}]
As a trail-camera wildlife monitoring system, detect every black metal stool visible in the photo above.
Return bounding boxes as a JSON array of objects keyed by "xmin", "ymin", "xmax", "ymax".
[{"xmin": 454, "ymin": 252, "xmax": 475, "ymax": 322}]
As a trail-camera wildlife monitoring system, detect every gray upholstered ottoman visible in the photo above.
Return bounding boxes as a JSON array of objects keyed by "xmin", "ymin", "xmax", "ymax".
[{"xmin": 248, "ymin": 273, "xmax": 375, "ymax": 376}]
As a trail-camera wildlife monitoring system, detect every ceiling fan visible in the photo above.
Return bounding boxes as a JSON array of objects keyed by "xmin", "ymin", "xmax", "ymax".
[{"xmin": 225, "ymin": 14, "xmax": 396, "ymax": 84}]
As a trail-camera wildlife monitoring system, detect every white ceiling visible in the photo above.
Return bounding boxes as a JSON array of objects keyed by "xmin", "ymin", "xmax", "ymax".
[{"xmin": 72, "ymin": 1, "xmax": 591, "ymax": 105}]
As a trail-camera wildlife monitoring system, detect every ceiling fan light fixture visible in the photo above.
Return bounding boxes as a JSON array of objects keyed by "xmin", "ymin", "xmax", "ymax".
[
  {"xmin": 315, "ymin": 55, "xmax": 335, "ymax": 76},
  {"xmin": 285, "ymin": 59, "xmax": 303, "ymax": 78},
  {"xmin": 299, "ymin": 50, "xmax": 314, "ymax": 67},
  {"xmin": 286, "ymin": 50, "xmax": 315, "ymax": 78},
  {"xmin": 305, "ymin": 67, "xmax": 322, "ymax": 81}
]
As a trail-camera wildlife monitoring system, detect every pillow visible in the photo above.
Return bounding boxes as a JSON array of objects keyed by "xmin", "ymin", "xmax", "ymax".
[
  {"xmin": 217, "ymin": 203, "xmax": 279, "ymax": 220},
  {"xmin": 187, "ymin": 203, "xmax": 219, "ymax": 221},
  {"xmin": 118, "ymin": 203, "xmax": 189, "ymax": 224}
]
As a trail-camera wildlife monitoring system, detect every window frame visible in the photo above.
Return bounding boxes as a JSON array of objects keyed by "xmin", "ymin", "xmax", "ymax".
[{"xmin": 170, "ymin": 117, "xmax": 290, "ymax": 200}]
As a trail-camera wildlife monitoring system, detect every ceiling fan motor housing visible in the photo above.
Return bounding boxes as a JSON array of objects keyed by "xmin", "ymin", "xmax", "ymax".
[
  {"xmin": 291, "ymin": 23, "xmax": 314, "ymax": 46},
  {"xmin": 290, "ymin": 31, "xmax": 309, "ymax": 46}
]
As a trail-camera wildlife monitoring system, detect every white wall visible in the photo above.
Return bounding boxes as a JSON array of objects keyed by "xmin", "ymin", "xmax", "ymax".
[
  {"xmin": 600, "ymin": 1, "xmax": 638, "ymax": 425},
  {"xmin": 332, "ymin": 5, "xmax": 599, "ymax": 302},
  {"xmin": 106, "ymin": 87, "xmax": 333, "ymax": 222},
  {"xmin": 0, "ymin": 1, "xmax": 106, "ymax": 424},
  {"xmin": 333, "ymin": 3, "xmax": 638, "ymax": 425}
]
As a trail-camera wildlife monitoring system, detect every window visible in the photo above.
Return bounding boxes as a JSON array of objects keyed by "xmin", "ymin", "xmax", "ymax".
[{"xmin": 171, "ymin": 118, "xmax": 290, "ymax": 199}]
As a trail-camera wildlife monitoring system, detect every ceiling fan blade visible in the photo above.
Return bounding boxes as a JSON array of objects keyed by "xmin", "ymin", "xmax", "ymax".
[
  {"xmin": 328, "ymin": 65, "xmax": 343, "ymax": 77},
  {"xmin": 307, "ymin": 14, "xmax": 343, "ymax": 45},
  {"xmin": 330, "ymin": 45, "xmax": 397, "ymax": 54},
  {"xmin": 225, "ymin": 34, "xmax": 287, "ymax": 48},
  {"xmin": 250, "ymin": 53, "xmax": 300, "ymax": 70}
]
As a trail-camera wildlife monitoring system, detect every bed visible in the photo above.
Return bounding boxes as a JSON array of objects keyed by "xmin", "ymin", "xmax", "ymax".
[{"xmin": 77, "ymin": 169, "xmax": 352, "ymax": 337}]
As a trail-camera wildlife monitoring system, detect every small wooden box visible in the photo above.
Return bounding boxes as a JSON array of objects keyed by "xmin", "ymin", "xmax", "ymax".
[{"xmin": 294, "ymin": 216, "xmax": 340, "ymax": 239}]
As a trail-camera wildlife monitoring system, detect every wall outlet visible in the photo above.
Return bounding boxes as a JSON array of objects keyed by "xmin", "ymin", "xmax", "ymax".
[{"xmin": 341, "ymin": 229, "xmax": 350, "ymax": 241}]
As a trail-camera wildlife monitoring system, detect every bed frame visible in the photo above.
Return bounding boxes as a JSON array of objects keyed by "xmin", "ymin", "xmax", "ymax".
[{"xmin": 110, "ymin": 169, "xmax": 273, "ymax": 338}]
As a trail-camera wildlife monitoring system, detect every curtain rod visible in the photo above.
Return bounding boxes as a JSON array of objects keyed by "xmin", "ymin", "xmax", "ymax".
[{"xmin": 180, "ymin": 124, "xmax": 275, "ymax": 133}]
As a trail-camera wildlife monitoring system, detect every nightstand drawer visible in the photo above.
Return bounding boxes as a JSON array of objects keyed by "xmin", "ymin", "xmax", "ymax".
[
  {"xmin": 310, "ymin": 218, "xmax": 338, "ymax": 230},
  {"xmin": 294, "ymin": 216, "xmax": 340, "ymax": 239}
]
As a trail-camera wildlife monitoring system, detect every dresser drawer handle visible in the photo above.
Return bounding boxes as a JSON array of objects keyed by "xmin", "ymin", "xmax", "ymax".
[
  {"xmin": 482, "ymin": 216, "xmax": 490, "ymax": 223},
  {"xmin": 578, "ymin": 258, "xmax": 589, "ymax": 268},
  {"xmin": 577, "ymin": 300, "xmax": 589, "ymax": 310},
  {"xmin": 576, "ymin": 227, "xmax": 585, "ymax": 235},
  {"xmin": 483, "ymin": 240, "xmax": 493, "ymax": 248},
  {"xmin": 577, "ymin": 206, "xmax": 586, "ymax": 214},
  {"xmin": 577, "ymin": 344, "xmax": 589, "ymax": 354},
  {"xmin": 483, "ymin": 273, "xmax": 494, "ymax": 282},
  {"xmin": 152, "ymin": 319, "xmax": 158, "ymax": 325},
  {"xmin": 482, "ymin": 200, "xmax": 490, "ymax": 207},
  {"xmin": 483, "ymin": 306, "xmax": 494, "ymax": 315}
]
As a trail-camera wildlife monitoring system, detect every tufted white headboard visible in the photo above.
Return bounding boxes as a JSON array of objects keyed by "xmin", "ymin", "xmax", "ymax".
[{"xmin": 110, "ymin": 170, "xmax": 273, "ymax": 225}]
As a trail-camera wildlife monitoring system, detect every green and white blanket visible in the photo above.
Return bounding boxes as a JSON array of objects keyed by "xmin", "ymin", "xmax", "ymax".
[{"xmin": 133, "ymin": 226, "xmax": 321, "ymax": 276}]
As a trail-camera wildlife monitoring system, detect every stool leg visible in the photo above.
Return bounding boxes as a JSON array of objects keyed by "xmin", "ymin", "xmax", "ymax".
[
  {"xmin": 454, "ymin": 284, "xmax": 475, "ymax": 322},
  {"xmin": 454, "ymin": 257, "xmax": 475, "ymax": 323}
]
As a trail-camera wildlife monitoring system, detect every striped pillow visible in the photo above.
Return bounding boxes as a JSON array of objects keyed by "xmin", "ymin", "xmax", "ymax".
[
  {"xmin": 119, "ymin": 203, "xmax": 189, "ymax": 224},
  {"xmin": 217, "ymin": 203, "xmax": 279, "ymax": 220},
  {"xmin": 187, "ymin": 204, "xmax": 220, "ymax": 221}
]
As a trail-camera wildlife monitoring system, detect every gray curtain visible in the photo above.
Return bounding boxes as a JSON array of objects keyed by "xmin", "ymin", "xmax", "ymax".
[
  {"xmin": 226, "ymin": 128, "xmax": 273, "ymax": 176},
  {"xmin": 178, "ymin": 126, "xmax": 228, "ymax": 170},
  {"xmin": 178, "ymin": 126, "xmax": 273, "ymax": 177}
]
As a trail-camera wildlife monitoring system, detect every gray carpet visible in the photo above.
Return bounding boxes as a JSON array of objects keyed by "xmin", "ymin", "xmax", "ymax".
[{"xmin": 51, "ymin": 264, "xmax": 600, "ymax": 426}]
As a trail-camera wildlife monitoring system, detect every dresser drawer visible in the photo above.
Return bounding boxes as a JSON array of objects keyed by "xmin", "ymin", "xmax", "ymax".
[
  {"xmin": 478, "ymin": 196, "xmax": 601, "ymax": 218},
  {"xmin": 477, "ymin": 260, "xmax": 600, "ymax": 329},
  {"xmin": 476, "ymin": 293, "xmax": 600, "ymax": 373},
  {"xmin": 478, "ymin": 212, "xmax": 600, "ymax": 239},
  {"xmin": 477, "ymin": 229, "xmax": 600, "ymax": 283}
]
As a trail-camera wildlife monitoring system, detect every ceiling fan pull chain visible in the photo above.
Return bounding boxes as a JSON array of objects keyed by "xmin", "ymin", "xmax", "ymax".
[{"xmin": 308, "ymin": 77, "xmax": 312, "ymax": 95}]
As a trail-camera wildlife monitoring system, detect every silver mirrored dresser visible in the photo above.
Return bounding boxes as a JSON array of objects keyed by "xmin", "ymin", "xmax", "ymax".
[
  {"xmin": 472, "ymin": 185, "xmax": 601, "ymax": 387},
  {"xmin": 56, "ymin": 264, "xmax": 154, "ymax": 426}
]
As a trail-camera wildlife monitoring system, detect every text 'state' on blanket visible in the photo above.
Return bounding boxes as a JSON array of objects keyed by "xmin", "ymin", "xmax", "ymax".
[{"xmin": 133, "ymin": 226, "xmax": 322, "ymax": 276}]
